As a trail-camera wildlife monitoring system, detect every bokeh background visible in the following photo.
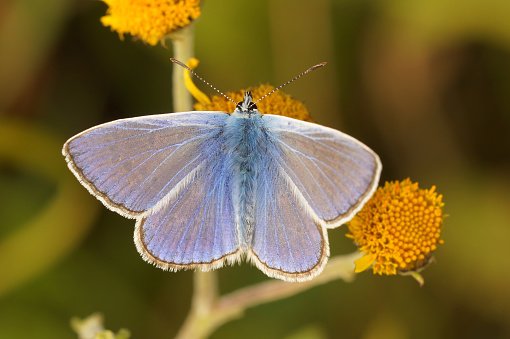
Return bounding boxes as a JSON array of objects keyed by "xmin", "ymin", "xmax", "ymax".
[{"xmin": 1, "ymin": 0, "xmax": 510, "ymax": 338}]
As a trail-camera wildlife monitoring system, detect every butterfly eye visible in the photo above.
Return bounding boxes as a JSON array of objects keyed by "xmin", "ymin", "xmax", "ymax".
[{"xmin": 235, "ymin": 101, "xmax": 257, "ymax": 112}]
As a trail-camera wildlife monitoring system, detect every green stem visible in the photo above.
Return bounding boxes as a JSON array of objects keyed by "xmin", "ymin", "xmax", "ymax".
[
  {"xmin": 175, "ymin": 271, "xmax": 221, "ymax": 339},
  {"xmin": 175, "ymin": 252, "xmax": 361, "ymax": 339},
  {"xmin": 170, "ymin": 24, "xmax": 195, "ymax": 112},
  {"xmin": 215, "ymin": 252, "xmax": 361, "ymax": 315}
]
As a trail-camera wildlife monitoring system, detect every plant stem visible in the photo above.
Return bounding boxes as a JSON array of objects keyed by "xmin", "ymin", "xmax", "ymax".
[
  {"xmin": 170, "ymin": 24, "xmax": 195, "ymax": 112},
  {"xmin": 175, "ymin": 252, "xmax": 361, "ymax": 339},
  {"xmin": 175, "ymin": 271, "xmax": 222, "ymax": 339},
  {"xmin": 215, "ymin": 252, "xmax": 360, "ymax": 314}
]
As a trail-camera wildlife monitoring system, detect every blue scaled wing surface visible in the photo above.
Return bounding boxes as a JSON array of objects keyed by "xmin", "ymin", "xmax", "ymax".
[
  {"xmin": 249, "ymin": 114, "xmax": 381, "ymax": 281},
  {"xmin": 63, "ymin": 112, "xmax": 241, "ymax": 270}
]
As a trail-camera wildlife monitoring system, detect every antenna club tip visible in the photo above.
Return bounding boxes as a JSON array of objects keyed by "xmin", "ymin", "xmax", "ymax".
[
  {"xmin": 170, "ymin": 58, "xmax": 186, "ymax": 66},
  {"xmin": 171, "ymin": 58, "xmax": 193, "ymax": 72},
  {"xmin": 310, "ymin": 62, "xmax": 327, "ymax": 70}
]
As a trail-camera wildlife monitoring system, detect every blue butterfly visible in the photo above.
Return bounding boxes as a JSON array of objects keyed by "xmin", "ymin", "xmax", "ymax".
[{"xmin": 62, "ymin": 64, "xmax": 381, "ymax": 282}]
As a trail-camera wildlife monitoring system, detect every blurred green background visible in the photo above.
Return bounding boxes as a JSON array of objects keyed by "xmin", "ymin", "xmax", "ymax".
[{"xmin": 1, "ymin": 0, "xmax": 510, "ymax": 338}]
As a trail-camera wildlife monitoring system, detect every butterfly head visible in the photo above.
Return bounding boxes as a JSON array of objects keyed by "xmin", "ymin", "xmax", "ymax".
[{"xmin": 236, "ymin": 91, "xmax": 258, "ymax": 113}]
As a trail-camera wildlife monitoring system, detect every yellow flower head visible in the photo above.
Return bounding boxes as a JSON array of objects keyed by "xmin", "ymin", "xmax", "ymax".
[
  {"xmin": 347, "ymin": 178, "xmax": 445, "ymax": 279},
  {"xmin": 183, "ymin": 59, "xmax": 314, "ymax": 121},
  {"xmin": 194, "ymin": 85, "xmax": 314, "ymax": 121},
  {"xmin": 100, "ymin": 0, "xmax": 201, "ymax": 46}
]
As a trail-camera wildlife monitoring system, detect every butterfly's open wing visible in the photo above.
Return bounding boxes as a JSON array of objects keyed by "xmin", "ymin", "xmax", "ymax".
[
  {"xmin": 64, "ymin": 111, "xmax": 241, "ymax": 270},
  {"xmin": 249, "ymin": 160, "xmax": 328, "ymax": 282},
  {"xmin": 262, "ymin": 115, "xmax": 382, "ymax": 228},
  {"xmin": 134, "ymin": 147, "xmax": 240, "ymax": 270},
  {"xmin": 63, "ymin": 112, "xmax": 229, "ymax": 218},
  {"xmin": 249, "ymin": 115, "xmax": 381, "ymax": 281}
]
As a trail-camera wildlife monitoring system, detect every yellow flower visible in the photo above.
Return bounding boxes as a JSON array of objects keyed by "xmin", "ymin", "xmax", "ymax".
[
  {"xmin": 100, "ymin": 0, "xmax": 201, "ymax": 46},
  {"xmin": 196, "ymin": 84, "xmax": 314, "ymax": 121},
  {"xmin": 184, "ymin": 59, "xmax": 314, "ymax": 121},
  {"xmin": 346, "ymin": 178, "xmax": 445, "ymax": 279}
]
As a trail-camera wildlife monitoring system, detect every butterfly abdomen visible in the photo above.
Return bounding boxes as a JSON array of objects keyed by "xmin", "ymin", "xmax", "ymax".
[{"xmin": 225, "ymin": 111, "xmax": 266, "ymax": 249}]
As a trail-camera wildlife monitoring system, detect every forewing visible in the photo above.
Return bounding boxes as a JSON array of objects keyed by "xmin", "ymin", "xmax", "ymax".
[
  {"xmin": 262, "ymin": 115, "xmax": 381, "ymax": 227},
  {"xmin": 63, "ymin": 112, "xmax": 229, "ymax": 217},
  {"xmin": 250, "ymin": 160, "xmax": 328, "ymax": 282},
  {"xmin": 134, "ymin": 150, "xmax": 240, "ymax": 270}
]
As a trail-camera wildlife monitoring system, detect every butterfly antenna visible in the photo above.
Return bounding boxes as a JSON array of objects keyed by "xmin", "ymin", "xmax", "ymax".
[
  {"xmin": 170, "ymin": 58, "xmax": 237, "ymax": 105},
  {"xmin": 252, "ymin": 62, "xmax": 327, "ymax": 106}
]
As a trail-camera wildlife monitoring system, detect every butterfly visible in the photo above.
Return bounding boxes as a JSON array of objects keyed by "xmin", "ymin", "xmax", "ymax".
[{"xmin": 62, "ymin": 62, "xmax": 382, "ymax": 282}]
